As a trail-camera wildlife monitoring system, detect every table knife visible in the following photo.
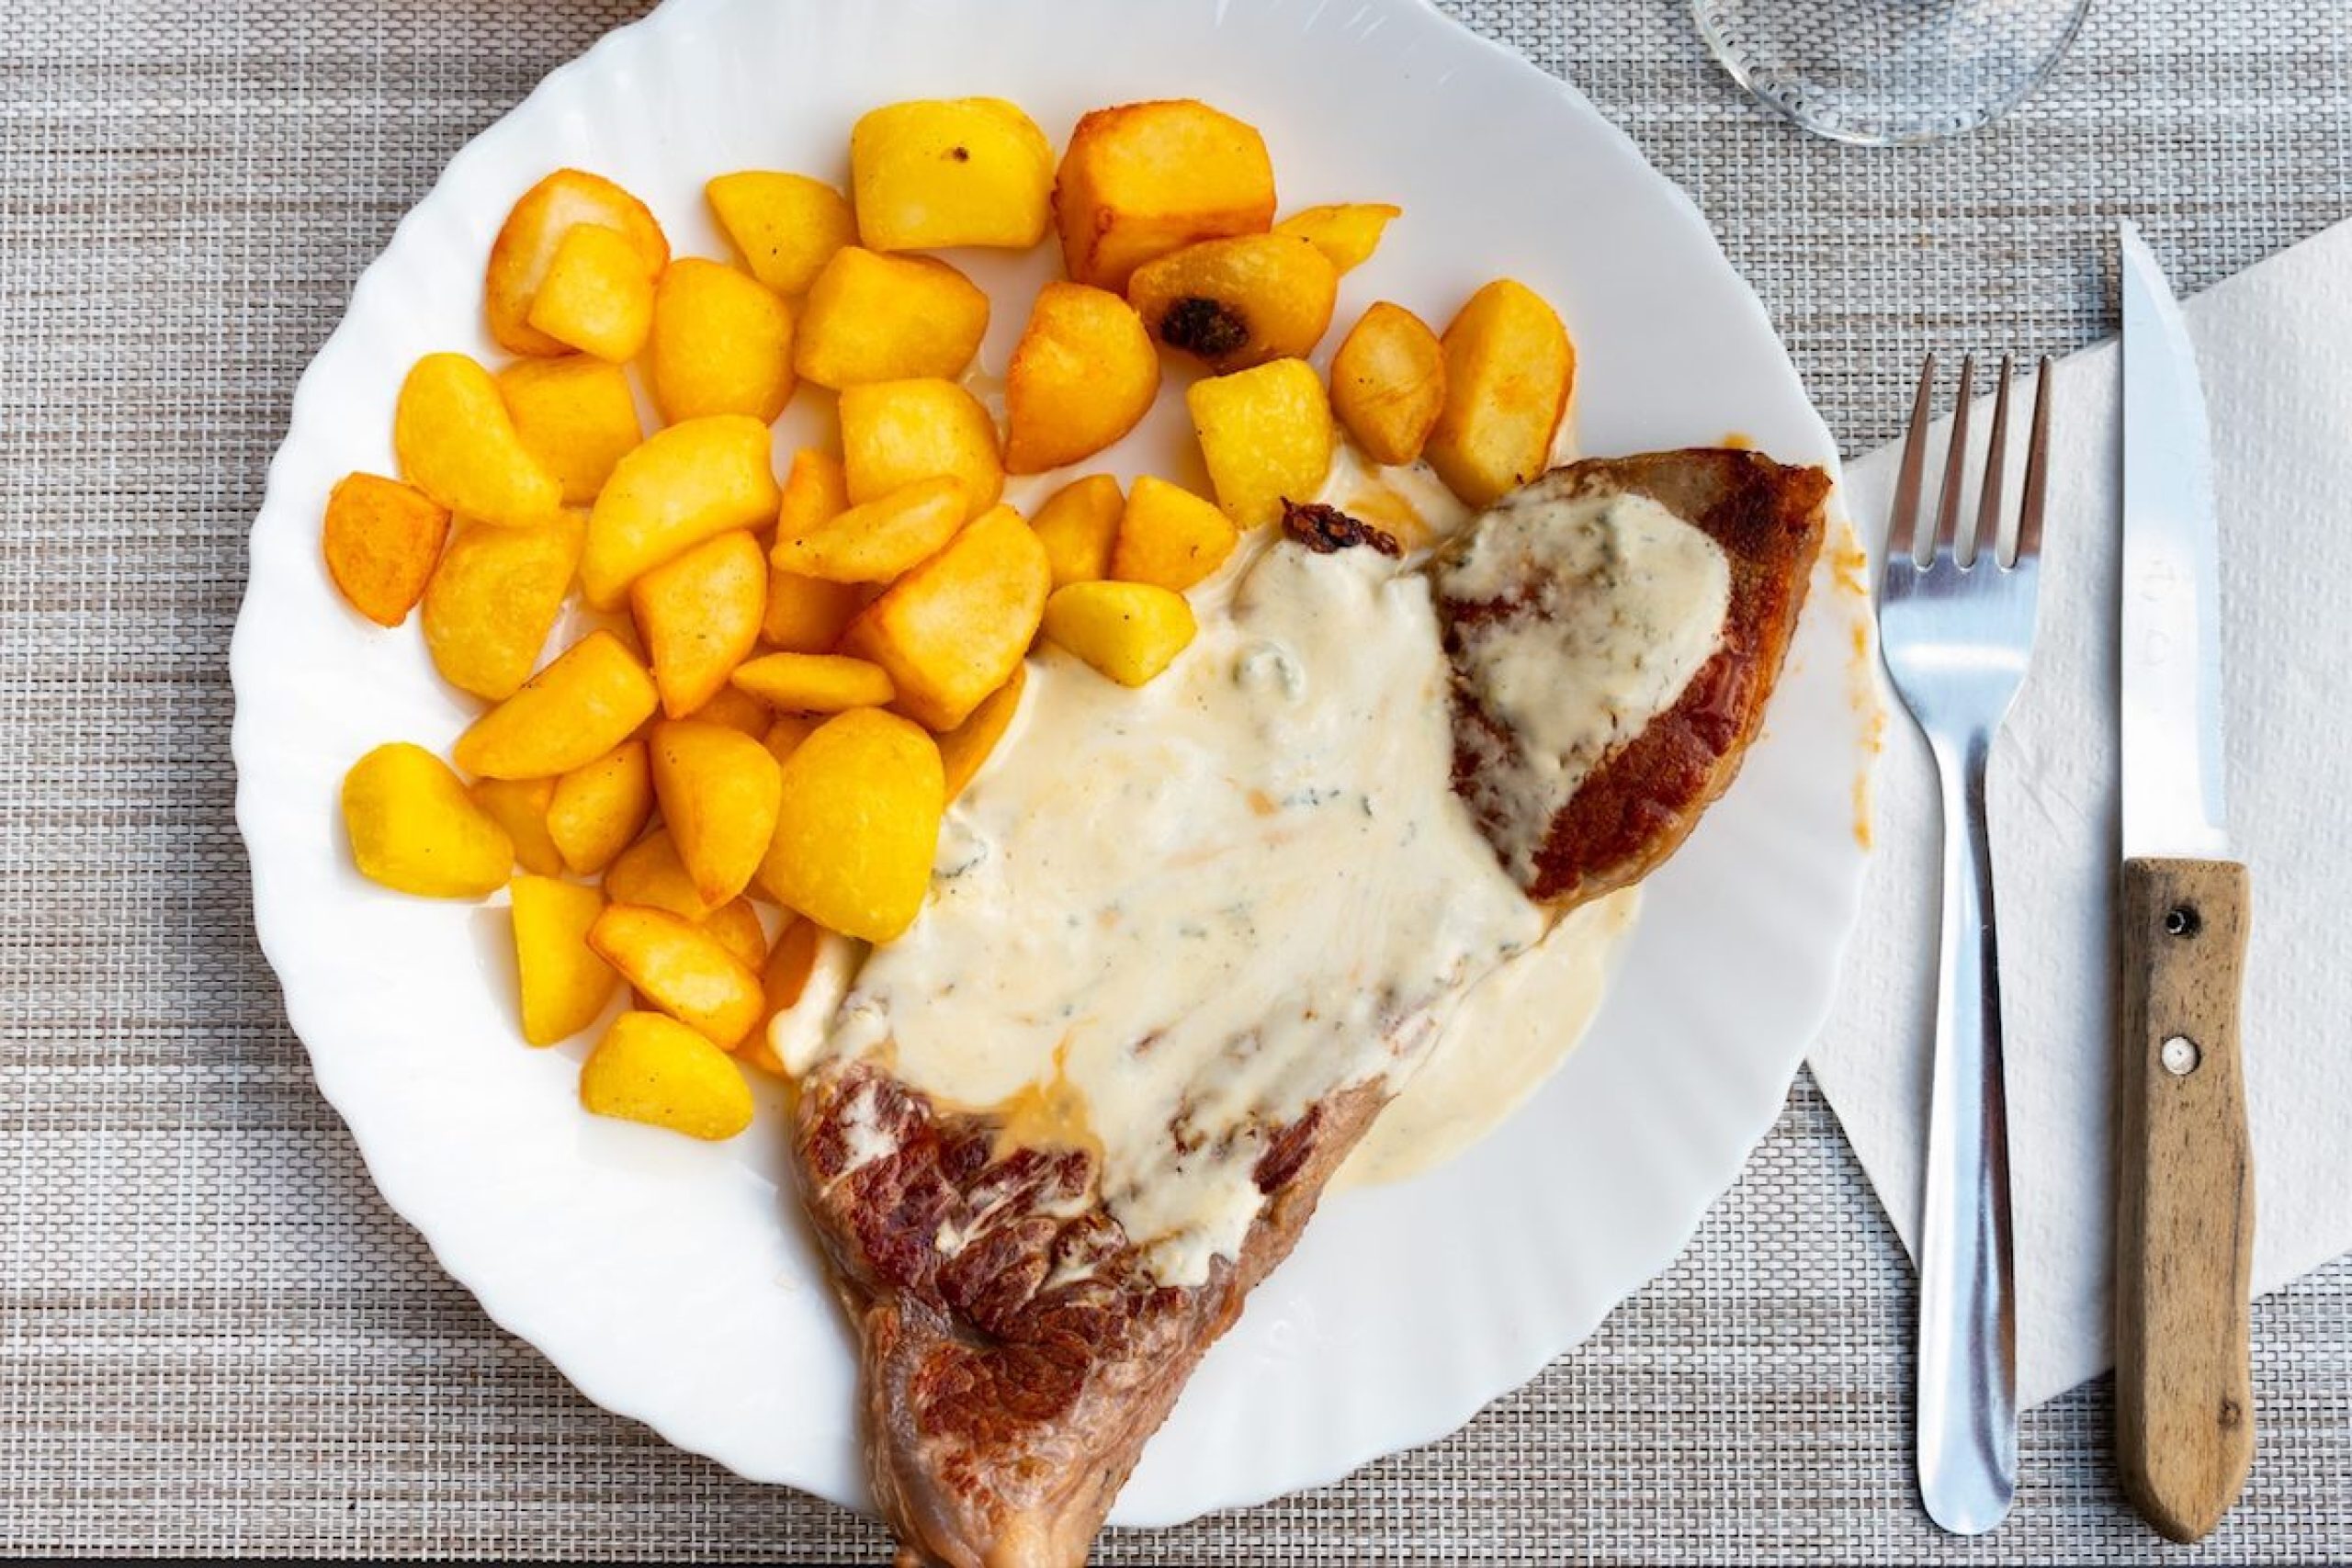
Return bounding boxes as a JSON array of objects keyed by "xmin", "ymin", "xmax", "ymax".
[{"xmin": 2114, "ymin": 220, "xmax": 2255, "ymax": 1544}]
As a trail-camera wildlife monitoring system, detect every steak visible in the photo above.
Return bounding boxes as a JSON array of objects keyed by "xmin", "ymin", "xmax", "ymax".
[{"xmin": 790, "ymin": 448, "xmax": 1831, "ymax": 1567}]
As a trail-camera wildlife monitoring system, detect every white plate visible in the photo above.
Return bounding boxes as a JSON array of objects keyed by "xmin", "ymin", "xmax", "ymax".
[{"xmin": 232, "ymin": 0, "xmax": 1873, "ymax": 1527}]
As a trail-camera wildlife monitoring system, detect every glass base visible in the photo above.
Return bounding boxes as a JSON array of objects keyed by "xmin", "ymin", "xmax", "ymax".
[{"xmin": 1696, "ymin": 0, "xmax": 2092, "ymax": 145}]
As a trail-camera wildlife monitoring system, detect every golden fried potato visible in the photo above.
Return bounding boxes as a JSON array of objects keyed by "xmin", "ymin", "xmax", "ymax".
[
  {"xmin": 468, "ymin": 775, "xmax": 562, "ymax": 876},
  {"xmin": 588, "ymin": 905, "xmax": 766, "ymax": 1049},
  {"xmin": 486, "ymin": 169, "xmax": 670, "ymax": 357},
  {"xmin": 839, "ymin": 378, "xmax": 1003, "ymax": 518},
  {"xmin": 1273, "ymin": 203, "xmax": 1401, "ymax": 274},
  {"xmin": 1329, "ymin": 301, "xmax": 1446, "ymax": 467},
  {"xmin": 1003, "ymin": 283, "xmax": 1159, "ymax": 474},
  {"xmin": 852, "ymin": 98, "xmax": 1055, "ymax": 251},
  {"xmin": 935, "ymin": 663, "xmax": 1025, "ymax": 800},
  {"xmin": 511, "ymin": 875, "xmax": 616, "ymax": 1045},
  {"xmin": 1186, "ymin": 357, "xmax": 1335, "ymax": 529},
  {"xmin": 762, "ymin": 714, "xmax": 820, "ymax": 769},
  {"xmin": 705, "ymin": 171, "xmax": 856, "ymax": 297},
  {"xmin": 629, "ymin": 530, "xmax": 767, "ymax": 717},
  {"xmin": 497, "ymin": 356, "xmax": 644, "ymax": 505},
  {"xmin": 685, "ymin": 683, "xmax": 773, "ymax": 739},
  {"xmin": 1129, "ymin": 233, "xmax": 1339, "ymax": 374},
  {"xmin": 581, "ymin": 414, "xmax": 781, "ymax": 607},
  {"xmin": 580, "ymin": 1010, "xmax": 754, "ymax": 1139},
  {"xmin": 546, "ymin": 739, "xmax": 653, "ymax": 876},
  {"xmin": 776, "ymin": 447, "xmax": 849, "ymax": 535},
  {"xmin": 322, "ymin": 472, "xmax": 449, "ymax": 627},
  {"xmin": 342, "ymin": 742, "xmax": 514, "ymax": 898},
  {"xmin": 1424, "ymin": 278, "xmax": 1575, "ymax": 508},
  {"xmin": 699, "ymin": 898, "xmax": 770, "ymax": 974},
  {"xmin": 763, "ymin": 569, "xmax": 861, "ymax": 653},
  {"xmin": 452, "ymin": 630, "xmax": 660, "ymax": 780},
  {"xmin": 1111, "ymin": 473, "xmax": 1238, "ymax": 591},
  {"xmin": 1029, "ymin": 473, "xmax": 1123, "ymax": 588},
  {"xmin": 793, "ymin": 248, "xmax": 989, "ymax": 389},
  {"xmin": 649, "ymin": 719, "xmax": 783, "ymax": 907},
  {"xmin": 758, "ymin": 708, "xmax": 944, "ymax": 942},
  {"xmin": 771, "ymin": 475, "xmax": 966, "ymax": 584},
  {"xmin": 420, "ymin": 512, "xmax": 583, "ymax": 702},
  {"xmin": 1054, "ymin": 99, "xmax": 1276, "ymax": 291},
  {"xmin": 526, "ymin": 223, "xmax": 658, "ymax": 362},
  {"xmin": 604, "ymin": 828, "xmax": 717, "ymax": 920},
  {"xmin": 1041, "ymin": 581, "xmax": 1197, "ymax": 687},
  {"xmin": 647, "ymin": 258, "xmax": 797, "ymax": 424},
  {"xmin": 840, "ymin": 505, "xmax": 1049, "ymax": 730},
  {"xmin": 731, "ymin": 650, "xmax": 895, "ymax": 713},
  {"xmin": 394, "ymin": 353, "xmax": 561, "ymax": 528}
]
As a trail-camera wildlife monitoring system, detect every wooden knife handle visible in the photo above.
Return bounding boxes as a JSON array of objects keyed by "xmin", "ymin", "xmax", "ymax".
[{"xmin": 2115, "ymin": 855, "xmax": 2255, "ymax": 1542}]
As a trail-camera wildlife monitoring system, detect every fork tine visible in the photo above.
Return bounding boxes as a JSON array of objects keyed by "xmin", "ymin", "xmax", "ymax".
[
  {"xmin": 1932, "ymin": 354, "xmax": 1976, "ymax": 561},
  {"xmin": 1973, "ymin": 354, "xmax": 2015, "ymax": 569},
  {"xmin": 1890, "ymin": 354, "xmax": 1938, "ymax": 566},
  {"xmin": 2013, "ymin": 355, "xmax": 2053, "ymax": 564}
]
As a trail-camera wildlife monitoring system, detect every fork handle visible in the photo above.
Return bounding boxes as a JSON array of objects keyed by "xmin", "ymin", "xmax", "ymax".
[
  {"xmin": 1916, "ymin": 731, "xmax": 2018, "ymax": 1535},
  {"xmin": 2115, "ymin": 856, "xmax": 2255, "ymax": 1543}
]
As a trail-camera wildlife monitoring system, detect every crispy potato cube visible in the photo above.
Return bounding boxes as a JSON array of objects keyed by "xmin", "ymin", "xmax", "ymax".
[
  {"xmin": 731, "ymin": 651, "xmax": 895, "ymax": 713},
  {"xmin": 647, "ymin": 258, "xmax": 797, "ymax": 424},
  {"xmin": 758, "ymin": 708, "xmax": 943, "ymax": 942},
  {"xmin": 839, "ymin": 378, "xmax": 1003, "ymax": 518},
  {"xmin": 771, "ymin": 476, "xmax": 966, "ymax": 584},
  {"xmin": 1054, "ymin": 100, "xmax": 1276, "ymax": 292},
  {"xmin": 546, "ymin": 739, "xmax": 653, "ymax": 876},
  {"xmin": 511, "ymin": 875, "xmax": 616, "ymax": 1045},
  {"xmin": 322, "ymin": 472, "xmax": 449, "ymax": 627},
  {"xmin": 1424, "ymin": 278, "xmax": 1575, "ymax": 508},
  {"xmin": 838, "ymin": 506, "xmax": 1048, "ymax": 730},
  {"xmin": 1129, "ymin": 233, "xmax": 1339, "ymax": 374},
  {"xmin": 420, "ymin": 512, "xmax": 584, "ymax": 702},
  {"xmin": 649, "ymin": 719, "xmax": 784, "ymax": 907},
  {"xmin": 629, "ymin": 530, "xmax": 767, "ymax": 717},
  {"xmin": 588, "ymin": 905, "xmax": 766, "ymax": 1048},
  {"xmin": 526, "ymin": 223, "xmax": 658, "ymax": 361},
  {"xmin": 580, "ymin": 1010, "xmax": 754, "ymax": 1139},
  {"xmin": 497, "ymin": 356, "xmax": 644, "ymax": 505},
  {"xmin": 581, "ymin": 414, "xmax": 781, "ymax": 607},
  {"xmin": 762, "ymin": 714, "xmax": 820, "ymax": 768},
  {"xmin": 740, "ymin": 917, "xmax": 822, "ymax": 1075},
  {"xmin": 700, "ymin": 898, "xmax": 770, "ymax": 974},
  {"xmin": 793, "ymin": 248, "xmax": 989, "ymax": 389},
  {"xmin": 1110, "ymin": 474, "xmax": 1238, "ymax": 592},
  {"xmin": 1042, "ymin": 581, "xmax": 1197, "ymax": 687},
  {"xmin": 706, "ymin": 171, "xmax": 856, "ymax": 298},
  {"xmin": 1186, "ymin": 357, "xmax": 1335, "ymax": 529},
  {"xmin": 935, "ymin": 663, "xmax": 1025, "ymax": 799},
  {"xmin": 604, "ymin": 828, "xmax": 717, "ymax": 920},
  {"xmin": 468, "ymin": 775, "xmax": 562, "ymax": 876},
  {"xmin": 1029, "ymin": 473, "xmax": 1123, "ymax": 588},
  {"xmin": 686, "ymin": 683, "xmax": 773, "ymax": 739},
  {"xmin": 1273, "ymin": 203, "xmax": 1401, "ymax": 274},
  {"xmin": 776, "ymin": 448, "xmax": 850, "ymax": 536},
  {"xmin": 1329, "ymin": 301, "xmax": 1446, "ymax": 467},
  {"xmin": 763, "ymin": 569, "xmax": 861, "ymax": 652},
  {"xmin": 341, "ymin": 742, "xmax": 514, "ymax": 898},
  {"xmin": 453, "ymin": 629, "xmax": 659, "ymax": 780},
  {"xmin": 852, "ymin": 98, "xmax": 1055, "ymax": 251},
  {"xmin": 1003, "ymin": 283, "xmax": 1159, "ymax": 474},
  {"xmin": 394, "ymin": 353, "xmax": 562, "ymax": 528},
  {"xmin": 486, "ymin": 169, "xmax": 670, "ymax": 357}
]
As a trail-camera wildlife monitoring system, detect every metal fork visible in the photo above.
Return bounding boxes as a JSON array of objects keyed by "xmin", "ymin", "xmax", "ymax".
[{"xmin": 1878, "ymin": 352, "xmax": 2053, "ymax": 1536}]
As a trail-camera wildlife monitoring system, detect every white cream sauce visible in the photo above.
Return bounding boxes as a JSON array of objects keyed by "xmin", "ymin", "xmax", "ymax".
[{"xmin": 1437, "ymin": 484, "xmax": 1733, "ymax": 881}]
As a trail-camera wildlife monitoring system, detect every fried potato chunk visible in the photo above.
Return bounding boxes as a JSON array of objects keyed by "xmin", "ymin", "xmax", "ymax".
[
  {"xmin": 1054, "ymin": 99, "xmax": 1275, "ymax": 291},
  {"xmin": 485, "ymin": 169, "xmax": 670, "ymax": 356},
  {"xmin": 322, "ymin": 472, "xmax": 449, "ymax": 627},
  {"xmin": 1329, "ymin": 301, "xmax": 1447, "ymax": 467},
  {"xmin": 511, "ymin": 874, "xmax": 616, "ymax": 1045},
  {"xmin": 587, "ymin": 905, "xmax": 766, "ymax": 1049},
  {"xmin": 452, "ymin": 630, "xmax": 659, "ymax": 780},
  {"xmin": 468, "ymin": 775, "xmax": 563, "ymax": 876},
  {"xmin": 1424, "ymin": 278, "xmax": 1575, "ymax": 508},
  {"xmin": 934, "ymin": 663, "xmax": 1025, "ymax": 800},
  {"xmin": 546, "ymin": 739, "xmax": 653, "ymax": 877},
  {"xmin": 840, "ymin": 505, "xmax": 1050, "ymax": 730},
  {"xmin": 1186, "ymin": 357, "xmax": 1335, "ymax": 529},
  {"xmin": 839, "ymin": 378, "xmax": 1003, "ymax": 518},
  {"xmin": 852, "ymin": 98, "xmax": 1055, "ymax": 252},
  {"xmin": 757, "ymin": 708, "xmax": 944, "ymax": 942},
  {"xmin": 731, "ymin": 651, "xmax": 896, "ymax": 713},
  {"xmin": 1042, "ymin": 581, "xmax": 1197, "ymax": 687},
  {"xmin": 1110, "ymin": 475, "xmax": 1238, "ymax": 592},
  {"xmin": 526, "ymin": 222, "xmax": 658, "ymax": 362},
  {"xmin": 394, "ymin": 353, "xmax": 561, "ymax": 528},
  {"xmin": 1028, "ymin": 473, "xmax": 1123, "ymax": 589},
  {"xmin": 497, "ymin": 356, "xmax": 644, "ymax": 505},
  {"xmin": 1273, "ymin": 203, "xmax": 1401, "ymax": 274},
  {"xmin": 604, "ymin": 828, "xmax": 718, "ymax": 921},
  {"xmin": 1128, "ymin": 233, "xmax": 1337, "ymax": 374},
  {"xmin": 580, "ymin": 1010, "xmax": 755, "ymax": 1139},
  {"xmin": 630, "ymin": 530, "xmax": 768, "ymax": 717},
  {"xmin": 772, "ymin": 476, "xmax": 967, "ymax": 585},
  {"xmin": 581, "ymin": 414, "xmax": 781, "ymax": 608},
  {"xmin": 341, "ymin": 742, "xmax": 514, "ymax": 898},
  {"xmin": 1004, "ymin": 283, "xmax": 1159, "ymax": 474},
  {"xmin": 420, "ymin": 512, "xmax": 584, "ymax": 702},
  {"xmin": 649, "ymin": 719, "xmax": 784, "ymax": 908},
  {"xmin": 794, "ymin": 248, "xmax": 989, "ymax": 389},
  {"xmin": 705, "ymin": 171, "xmax": 855, "ymax": 297},
  {"xmin": 647, "ymin": 258, "xmax": 797, "ymax": 424}
]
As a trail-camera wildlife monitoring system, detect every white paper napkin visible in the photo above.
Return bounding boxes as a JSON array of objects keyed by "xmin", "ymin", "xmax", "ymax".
[{"xmin": 1808, "ymin": 217, "xmax": 2352, "ymax": 1408}]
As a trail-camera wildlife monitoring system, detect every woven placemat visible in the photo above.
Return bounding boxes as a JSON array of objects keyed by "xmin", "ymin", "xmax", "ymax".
[{"xmin": 3, "ymin": 0, "xmax": 2348, "ymax": 1561}]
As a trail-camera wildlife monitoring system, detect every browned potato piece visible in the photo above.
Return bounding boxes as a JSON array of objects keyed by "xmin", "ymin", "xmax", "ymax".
[
  {"xmin": 1273, "ymin": 203, "xmax": 1401, "ymax": 275},
  {"xmin": 706, "ymin": 171, "xmax": 856, "ymax": 297},
  {"xmin": 649, "ymin": 719, "xmax": 783, "ymax": 908},
  {"xmin": 526, "ymin": 223, "xmax": 657, "ymax": 362},
  {"xmin": 579, "ymin": 1010, "xmax": 753, "ymax": 1137},
  {"xmin": 852, "ymin": 98, "xmax": 1055, "ymax": 251},
  {"xmin": 467, "ymin": 775, "xmax": 561, "ymax": 876},
  {"xmin": 757, "ymin": 709, "xmax": 944, "ymax": 942},
  {"xmin": 546, "ymin": 739, "xmax": 654, "ymax": 877},
  {"xmin": 1127, "ymin": 233, "xmax": 1339, "ymax": 374},
  {"xmin": 587, "ymin": 904, "xmax": 765, "ymax": 1049},
  {"xmin": 1424, "ymin": 279, "xmax": 1575, "ymax": 508},
  {"xmin": 485, "ymin": 169, "xmax": 671, "ymax": 357},
  {"xmin": 793, "ymin": 248, "xmax": 989, "ymax": 389},
  {"xmin": 452, "ymin": 629, "xmax": 659, "ymax": 780},
  {"xmin": 1029, "ymin": 473, "xmax": 1123, "ymax": 588},
  {"xmin": 935, "ymin": 663, "xmax": 1025, "ymax": 800},
  {"xmin": 394, "ymin": 353, "xmax": 562, "ymax": 528},
  {"xmin": 1186, "ymin": 358, "xmax": 1334, "ymax": 530},
  {"xmin": 731, "ymin": 651, "xmax": 895, "ymax": 713},
  {"xmin": 839, "ymin": 378, "xmax": 1003, "ymax": 517},
  {"xmin": 605, "ymin": 827, "xmax": 718, "ymax": 921},
  {"xmin": 1054, "ymin": 100, "xmax": 1276, "ymax": 292},
  {"xmin": 763, "ymin": 570, "xmax": 861, "ymax": 652},
  {"xmin": 322, "ymin": 473, "xmax": 449, "ymax": 627},
  {"xmin": 629, "ymin": 530, "xmax": 768, "ymax": 717},
  {"xmin": 646, "ymin": 259, "xmax": 797, "ymax": 425},
  {"xmin": 1329, "ymin": 302, "xmax": 1447, "ymax": 467},
  {"xmin": 1003, "ymin": 283, "xmax": 1159, "ymax": 474},
  {"xmin": 1109, "ymin": 475, "xmax": 1237, "ymax": 592},
  {"xmin": 420, "ymin": 512, "xmax": 584, "ymax": 702},
  {"xmin": 497, "ymin": 356, "xmax": 644, "ymax": 505},
  {"xmin": 839, "ymin": 505, "xmax": 1051, "ymax": 730},
  {"xmin": 771, "ymin": 476, "xmax": 967, "ymax": 585}
]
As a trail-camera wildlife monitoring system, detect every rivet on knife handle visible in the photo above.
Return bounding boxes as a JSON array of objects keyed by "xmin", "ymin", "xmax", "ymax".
[{"xmin": 2115, "ymin": 855, "xmax": 2255, "ymax": 1542}]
